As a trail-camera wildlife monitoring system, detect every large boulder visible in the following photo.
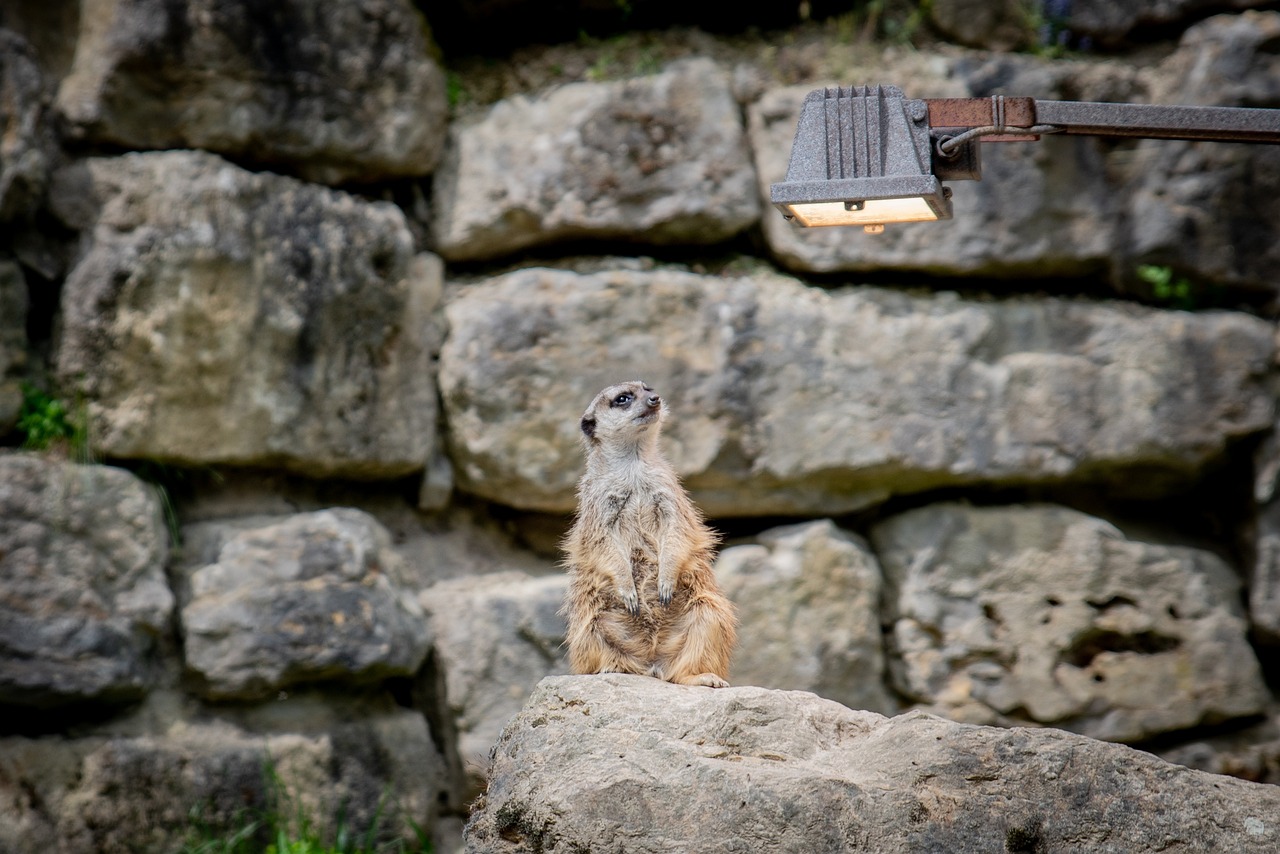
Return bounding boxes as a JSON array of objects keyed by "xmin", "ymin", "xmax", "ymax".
[
  {"xmin": 177, "ymin": 509, "xmax": 431, "ymax": 700},
  {"xmin": 54, "ymin": 0, "xmax": 447, "ymax": 184},
  {"xmin": 439, "ymin": 264, "xmax": 1274, "ymax": 516},
  {"xmin": 1113, "ymin": 12, "xmax": 1280, "ymax": 301},
  {"xmin": 466, "ymin": 674, "xmax": 1280, "ymax": 853},
  {"xmin": 0, "ymin": 453, "xmax": 172, "ymax": 707},
  {"xmin": 715, "ymin": 520, "xmax": 896, "ymax": 714},
  {"xmin": 421, "ymin": 571, "xmax": 569, "ymax": 796},
  {"xmin": 0, "ymin": 705, "xmax": 448, "ymax": 853},
  {"xmin": 1062, "ymin": 0, "xmax": 1273, "ymax": 48},
  {"xmin": 431, "ymin": 59, "xmax": 759, "ymax": 262},
  {"xmin": 52, "ymin": 151, "xmax": 441, "ymax": 478},
  {"xmin": 0, "ymin": 260, "xmax": 26, "ymax": 432},
  {"xmin": 871, "ymin": 503, "xmax": 1269, "ymax": 742}
]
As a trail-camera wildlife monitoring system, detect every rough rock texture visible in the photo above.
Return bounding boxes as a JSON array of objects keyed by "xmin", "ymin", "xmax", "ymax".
[
  {"xmin": 0, "ymin": 28, "xmax": 53, "ymax": 222},
  {"xmin": 54, "ymin": 0, "xmax": 447, "ymax": 184},
  {"xmin": 1064, "ymin": 0, "xmax": 1273, "ymax": 47},
  {"xmin": 0, "ymin": 260, "xmax": 26, "ymax": 431},
  {"xmin": 871, "ymin": 503, "xmax": 1268, "ymax": 742},
  {"xmin": 431, "ymin": 59, "xmax": 759, "ymax": 262},
  {"xmin": 52, "ymin": 151, "xmax": 441, "ymax": 478},
  {"xmin": 715, "ymin": 520, "xmax": 896, "ymax": 714},
  {"xmin": 439, "ymin": 265, "xmax": 1274, "ymax": 516},
  {"xmin": 0, "ymin": 705, "xmax": 448, "ymax": 853},
  {"xmin": 178, "ymin": 509, "xmax": 431, "ymax": 700},
  {"xmin": 421, "ymin": 571, "xmax": 569, "ymax": 795},
  {"xmin": 1158, "ymin": 704, "xmax": 1280, "ymax": 785},
  {"xmin": 466, "ymin": 674, "xmax": 1280, "ymax": 853},
  {"xmin": 750, "ymin": 67, "xmax": 1117, "ymax": 277},
  {"xmin": 1114, "ymin": 12, "xmax": 1280, "ymax": 300},
  {"xmin": 1251, "ymin": 499, "xmax": 1280, "ymax": 644},
  {"xmin": 0, "ymin": 452, "xmax": 172, "ymax": 707}
]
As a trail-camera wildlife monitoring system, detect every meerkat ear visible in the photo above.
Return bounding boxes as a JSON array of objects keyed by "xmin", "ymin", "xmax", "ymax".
[{"xmin": 580, "ymin": 415, "xmax": 597, "ymax": 440}]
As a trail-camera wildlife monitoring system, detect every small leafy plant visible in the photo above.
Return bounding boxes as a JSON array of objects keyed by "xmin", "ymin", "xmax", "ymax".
[
  {"xmin": 16, "ymin": 383, "xmax": 91, "ymax": 459},
  {"xmin": 1135, "ymin": 264, "xmax": 1216, "ymax": 311}
]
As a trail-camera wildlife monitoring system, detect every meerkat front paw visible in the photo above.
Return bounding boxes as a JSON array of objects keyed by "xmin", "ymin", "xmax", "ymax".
[
  {"xmin": 679, "ymin": 672, "xmax": 729, "ymax": 688},
  {"xmin": 657, "ymin": 574, "xmax": 674, "ymax": 606},
  {"xmin": 617, "ymin": 580, "xmax": 640, "ymax": 615}
]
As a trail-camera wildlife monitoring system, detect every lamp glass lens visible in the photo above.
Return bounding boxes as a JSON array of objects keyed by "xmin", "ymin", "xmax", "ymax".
[{"xmin": 788, "ymin": 197, "xmax": 940, "ymax": 227}]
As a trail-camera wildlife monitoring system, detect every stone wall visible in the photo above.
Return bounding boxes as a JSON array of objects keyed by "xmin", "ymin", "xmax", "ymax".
[{"xmin": 2, "ymin": 1, "xmax": 1280, "ymax": 851}]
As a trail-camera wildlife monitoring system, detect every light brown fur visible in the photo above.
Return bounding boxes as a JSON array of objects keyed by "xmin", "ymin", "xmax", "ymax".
[{"xmin": 561, "ymin": 380, "xmax": 737, "ymax": 688}]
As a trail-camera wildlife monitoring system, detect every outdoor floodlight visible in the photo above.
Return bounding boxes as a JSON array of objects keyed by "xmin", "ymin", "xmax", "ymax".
[{"xmin": 771, "ymin": 84, "xmax": 1280, "ymax": 233}]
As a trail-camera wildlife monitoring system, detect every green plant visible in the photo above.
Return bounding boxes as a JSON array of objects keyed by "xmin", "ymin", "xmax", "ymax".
[
  {"xmin": 180, "ymin": 758, "xmax": 431, "ymax": 854},
  {"xmin": 16, "ymin": 383, "xmax": 91, "ymax": 459},
  {"xmin": 1136, "ymin": 264, "xmax": 1198, "ymax": 310}
]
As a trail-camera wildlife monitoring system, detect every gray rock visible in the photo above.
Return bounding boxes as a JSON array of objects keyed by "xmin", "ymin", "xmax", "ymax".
[
  {"xmin": 929, "ymin": 0, "xmax": 1035, "ymax": 50},
  {"xmin": 54, "ymin": 0, "xmax": 447, "ymax": 184},
  {"xmin": 871, "ymin": 503, "xmax": 1268, "ymax": 742},
  {"xmin": 439, "ymin": 265, "xmax": 1274, "ymax": 516},
  {"xmin": 1114, "ymin": 12, "xmax": 1280, "ymax": 299},
  {"xmin": 421, "ymin": 571, "xmax": 569, "ymax": 796},
  {"xmin": 0, "ymin": 452, "xmax": 172, "ymax": 706},
  {"xmin": 466, "ymin": 674, "xmax": 1280, "ymax": 853},
  {"xmin": 0, "ymin": 260, "xmax": 26, "ymax": 431},
  {"xmin": 715, "ymin": 520, "xmax": 897, "ymax": 714},
  {"xmin": 1156, "ymin": 703, "xmax": 1280, "ymax": 785},
  {"xmin": 178, "ymin": 509, "xmax": 431, "ymax": 700},
  {"xmin": 1064, "ymin": 0, "xmax": 1272, "ymax": 47},
  {"xmin": 1250, "ymin": 499, "xmax": 1280, "ymax": 644},
  {"xmin": 0, "ymin": 706, "xmax": 448, "ymax": 853},
  {"xmin": 0, "ymin": 28, "xmax": 53, "ymax": 222},
  {"xmin": 52, "ymin": 151, "xmax": 441, "ymax": 478},
  {"xmin": 750, "ymin": 70, "xmax": 1115, "ymax": 277},
  {"xmin": 431, "ymin": 59, "xmax": 759, "ymax": 262}
]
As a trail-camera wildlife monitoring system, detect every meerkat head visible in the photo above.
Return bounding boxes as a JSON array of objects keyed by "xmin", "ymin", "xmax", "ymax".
[{"xmin": 580, "ymin": 380, "xmax": 665, "ymax": 451}]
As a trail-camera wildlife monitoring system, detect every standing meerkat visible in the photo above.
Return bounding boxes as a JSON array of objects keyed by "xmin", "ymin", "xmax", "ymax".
[{"xmin": 561, "ymin": 380, "xmax": 737, "ymax": 688}]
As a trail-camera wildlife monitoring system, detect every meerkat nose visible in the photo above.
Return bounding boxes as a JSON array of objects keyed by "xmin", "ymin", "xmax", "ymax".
[{"xmin": 647, "ymin": 394, "xmax": 661, "ymax": 407}]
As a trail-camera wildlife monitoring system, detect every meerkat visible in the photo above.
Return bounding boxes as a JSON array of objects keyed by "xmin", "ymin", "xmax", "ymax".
[{"xmin": 561, "ymin": 380, "xmax": 737, "ymax": 688}]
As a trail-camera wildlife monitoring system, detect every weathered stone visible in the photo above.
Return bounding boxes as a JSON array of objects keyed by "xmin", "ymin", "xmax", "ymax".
[
  {"xmin": 431, "ymin": 59, "xmax": 759, "ymax": 262},
  {"xmin": 715, "ymin": 520, "xmax": 896, "ymax": 714},
  {"xmin": 421, "ymin": 571, "xmax": 569, "ymax": 795},
  {"xmin": 52, "ymin": 151, "xmax": 440, "ymax": 478},
  {"xmin": 1157, "ymin": 703, "xmax": 1280, "ymax": 785},
  {"xmin": 1250, "ymin": 499, "xmax": 1280, "ymax": 644},
  {"xmin": 0, "ymin": 260, "xmax": 27, "ymax": 431},
  {"xmin": 0, "ymin": 28, "xmax": 53, "ymax": 222},
  {"xmin": 178, "ymin": 508, "xmax": 431, "ymax": 700},
  {"xmin": 1114, "ymin": 12, "xmax": 1280, "ymax": 299},
  {"xmin": 0, "ymin": 706, "xmax": 448, "ymax": 853},
  {"xmin": 750, "ymin": 62, "xmax": 1116, "ymax": 277},
  {"xmin": 54, "ymin": 0, "xmax": 447, "ymax": 184},
  {"xmin": 0, "ymin": 453, "xmax": 172, "ymax": 707},
  {"xmin": 466, "ymin": 674, "xmax": 1280, "ymax": 853},
  {"xmin": 871, "ymin": 503, "xmax": 1268, "ymax": 742},
  {"xmin": 439, "ymin": 265, "xmax": 1274, "ymax": 516},
  {"xmin": 928, "ymin": 0, "xmax": 1035, "ymax": 50},
  {"xmin": 1064, "ymin": 0, "xmax": 1272, "ymax": 48}
]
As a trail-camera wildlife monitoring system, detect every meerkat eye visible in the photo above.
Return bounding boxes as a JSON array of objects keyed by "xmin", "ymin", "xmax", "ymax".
[{"xmin": 611, "ymin": 392, "xmax": 634, "ymax": 408}]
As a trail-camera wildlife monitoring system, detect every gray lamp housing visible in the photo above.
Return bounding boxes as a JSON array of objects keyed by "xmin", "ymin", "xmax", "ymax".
[{"xmin": 770, "ymin": 84, "xmax": 953, "ymax": 231}]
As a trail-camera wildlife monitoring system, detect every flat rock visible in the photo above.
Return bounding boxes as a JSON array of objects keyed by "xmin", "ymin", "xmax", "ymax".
[
  {"xmin": 52, "ymin": 150, "xmax": 441, "ymax": 478},
  {"xmin": 178, "ymin": 508, "xmax": 431, "ymax": 700},
  {"xmin": 465, "ymin": 674, "xmax": 1280, "ymax": 853},
  {"xmin": 431, "ymin": 59, "xmax": 759, "ymax": 262},
  {"xmin": 0, "ymin": 453, "xmax": 172, "ymax": 706},
  {"xmin": 421, "ymin": 571, "xmax": 569, "ymax": 796},
  {"xmin": 871, "ymin": 503, "xmax": 1269, "ymax": 742},
  {"xmin": 715, "ymin": 520, "xmax": 896, "ymax": 714},
  {"xmin": 54, "ymin": 0, "xmax": 447, "ymax": 184},
  {"xmin": 439, "ymin": 264, "xmax": 1274, "ymax": 516}
]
